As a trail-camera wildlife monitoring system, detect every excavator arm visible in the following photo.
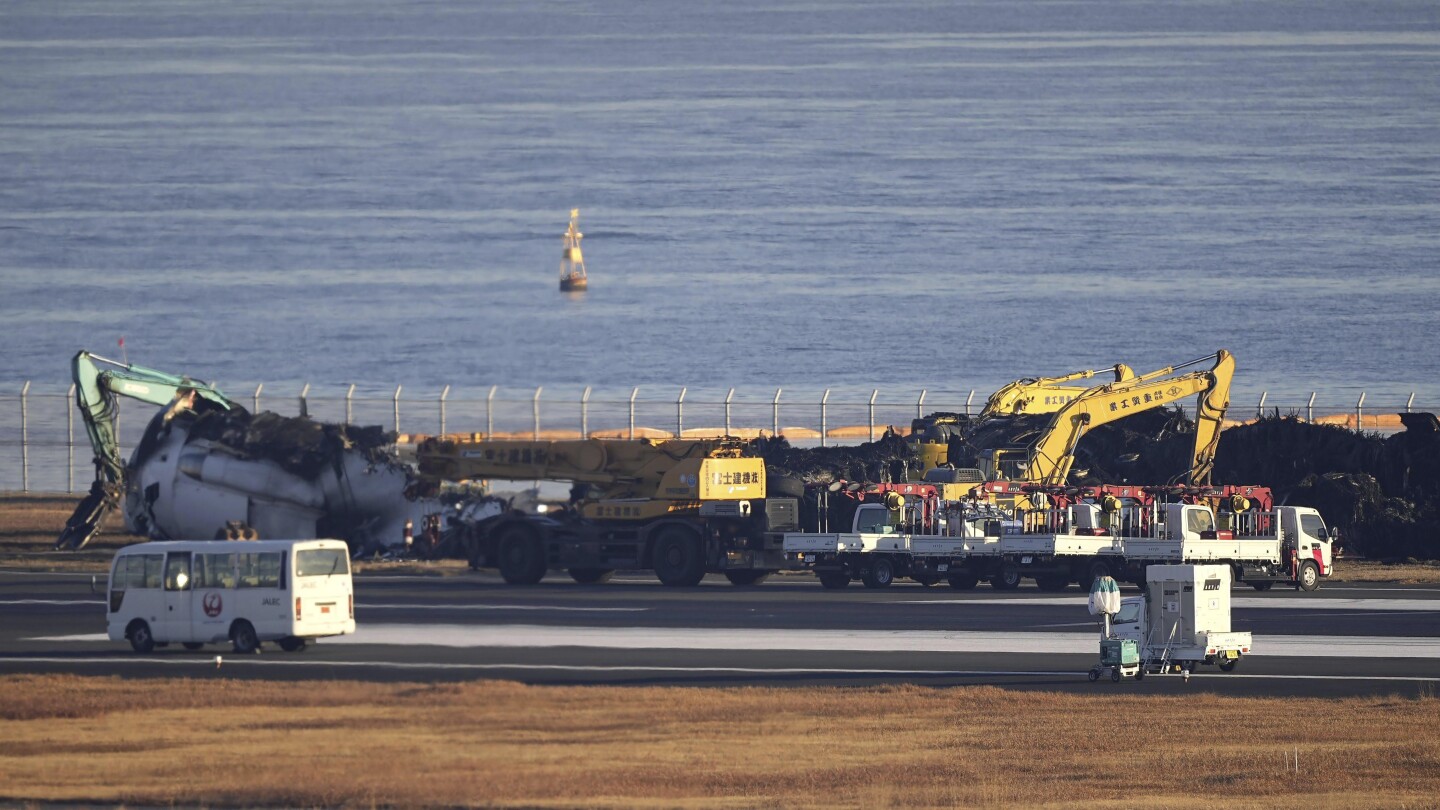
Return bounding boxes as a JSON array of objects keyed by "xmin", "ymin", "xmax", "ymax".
[
  {"xmin": 1023, "ymin": 350, "xmax": 1234, "ymax": 487},
  {"xmin": 980, "ymin": 363, "xmax": 1137, "ymax": 419},
  {"xmin": 57, "ymin": 351, "xmax": 236, "ymax": 550}
]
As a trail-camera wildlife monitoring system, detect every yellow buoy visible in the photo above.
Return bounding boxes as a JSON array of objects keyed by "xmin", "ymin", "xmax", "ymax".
[{"xmin": 559, "ymin": 208, "xmax": 588, "ymax": 292}]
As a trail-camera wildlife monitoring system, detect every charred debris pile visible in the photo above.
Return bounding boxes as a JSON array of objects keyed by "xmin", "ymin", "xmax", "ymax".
[
  {"xmin": 748, "ymin": 409, "xmax": 1440, "ymax": 561},
  {"xmin": 181, "ymin": 409, "xmax": 398, "ymax": 478}
]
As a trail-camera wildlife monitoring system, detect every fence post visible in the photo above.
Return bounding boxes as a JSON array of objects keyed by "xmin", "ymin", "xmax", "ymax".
[
  {"xmin": 67, "ymin": 382, "xmax": 76, "ymax": 493},
  {"xmin": 819, "ymin": 389, "xmax": 830, "ymax": 447},
  {"xmin": 965, "ymin": 390, "xmax": 975, "ymax": 417},
  {"xmin": 916, "ymin": 389, "xmax": 927, "ymax": 420},
  {"xmin": 1356, "ymin": 392, "xmax": 1365, "ymax": 430},
  {"xmin": 724, "ymin": 388, "xmax": 734, "ymax": 437},
  {"xmin": 393, "ymin": 385, "xmax": 403, "ymax": 433},
  {"xmin": 868, "ymin": 389, "xmax": 878, "ymax": 442},
  {"xmin": 628, "ymin": 387, "xmax": 638, "ymax": 440},
  {"xmin": 580, "ymin": 386, "xmax": 591, "ymax": 439},
  {"xmin": 1306, "ymin": 392, "xmax": 1316, "ymax": 423},
  {"xmin": 253, "ymin": 383, "xmax": 263, "ymax": 414},
  {"xmin": 439, "ymin": 385, "xmax": 450, "ymax": 435},
  {"xmin": 1256, "ymin": 391, "xmax": 1267, "ymax": 419},
  {"xmin": 20, "ymin": 381, "xmax": 30, "ymax": 493},
  {"xmin": 487, "ymin": 385, "xmax": 497, "ymax": 437},
  {"xmin": 675, "ymin": 387, "xmax": 687, "ymax": 439},
  {"xmin": 345, "ymin": 384, "xmax": 355, "ymax": 424},
  {"xmin": 772, "ymin": 388, "xmax": 783, "ymax": 437},
  {"xmin": 532, "ymin": 386, "xmax": 543, "ymax": 440},
  {"xmin": 299, "ymin": 383, "xmax": 310, "ymax": 418},
  {"xmin": 1406, "ymin": 392, "xmax": 1415, "ymax": 413}
]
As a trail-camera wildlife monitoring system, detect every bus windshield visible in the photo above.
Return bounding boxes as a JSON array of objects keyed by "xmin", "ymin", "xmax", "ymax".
[{"xmin": 296, "ymin": 548, "xmax": 349, "ymax": 577}]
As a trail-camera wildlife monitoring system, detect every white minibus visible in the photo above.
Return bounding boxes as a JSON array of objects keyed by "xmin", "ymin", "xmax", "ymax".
[{"xmin": 107, "ymin": 539, "xmax": 355, "ymax": 654}]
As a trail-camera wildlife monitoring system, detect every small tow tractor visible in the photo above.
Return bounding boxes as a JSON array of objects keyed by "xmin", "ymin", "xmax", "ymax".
[{"xmin": 1087, "ymin": 575, "xmax": 1140, "ymax": 682}]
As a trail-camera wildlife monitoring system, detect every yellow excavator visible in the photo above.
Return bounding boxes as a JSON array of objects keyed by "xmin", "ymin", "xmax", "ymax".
[
  {"xmin": 913, "ymin": 361, "xmax": 1137, "ymax": 473},
  {"xmin": 410, "ymin": 435, "xmax": 796, "ymax": 586},
  {"xmin": 982, "ymin": 349, "xmax": 1235, "ymax": 488}
]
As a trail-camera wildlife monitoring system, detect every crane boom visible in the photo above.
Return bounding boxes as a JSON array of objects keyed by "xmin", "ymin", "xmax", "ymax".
[{"xmin": 57, "ymin": 351, "xmax": 237, "ymax": 550}]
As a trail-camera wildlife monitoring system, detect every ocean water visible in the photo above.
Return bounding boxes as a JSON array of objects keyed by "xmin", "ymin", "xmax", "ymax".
[{"xmin": 3, "ymin": 0, "xmax": 1439, "ymax": 414}]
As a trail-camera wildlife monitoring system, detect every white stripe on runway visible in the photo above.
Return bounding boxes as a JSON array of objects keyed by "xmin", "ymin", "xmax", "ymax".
[
  {"xmin": 359, "ymin": 603, "xmax": 648, "ymax": 612},
  {"xmin": 1, "ymin": 656, "xmax": 1437, "ymax": 684},
  {"xmin": 34, "ymin": 625, "xmax": 1440, "ymax": 659},
  {"xmin": 896, "ymin": 597, "xmax": 1440, "ymax": 612}
]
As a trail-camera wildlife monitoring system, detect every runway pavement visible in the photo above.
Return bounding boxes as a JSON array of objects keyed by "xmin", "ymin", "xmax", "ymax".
[{"xmin": 3, "ymin": 569, "xmax": 1439, "ymax": 697}]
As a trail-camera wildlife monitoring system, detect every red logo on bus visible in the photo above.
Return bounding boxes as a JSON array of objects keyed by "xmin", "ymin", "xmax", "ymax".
[{"xmin": 202, "ymin": 592, "xmax": 223, "ymax": 617}]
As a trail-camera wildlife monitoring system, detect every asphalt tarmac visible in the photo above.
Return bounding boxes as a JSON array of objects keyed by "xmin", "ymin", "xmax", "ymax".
[{"xmin": 3, "ymin": 569, "xmax": 1439, "ymax": 697}]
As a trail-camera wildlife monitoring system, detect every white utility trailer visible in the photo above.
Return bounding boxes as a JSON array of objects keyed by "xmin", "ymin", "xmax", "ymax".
[{"xmin": 1100, "ymin": 564, "xmax": 1252, "ymax": 682}]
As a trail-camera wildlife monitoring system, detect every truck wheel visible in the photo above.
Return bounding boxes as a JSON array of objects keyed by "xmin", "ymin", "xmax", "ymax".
[
  {"xmin": 1086, "ymin": 559, "xmax": 1113, "ymax": 590},
  {"xmin": 818, "ymin": 572, "xmax": 850, "ymax": 589},
  {"xmin": 1087, "ymin": 668, "xmax": 1100, "ymax": 682},
  {"xmin": 990, "ymin": 565, "xmax": 1022, "ymax": 591},
  {"xmin": 1035, "ymin": 574, "xmax": 1070, "ymax": 592},
  {"xmin": 127, "ymin": 620, "xmax": 155, "ymax": 654},
  {"xmin": 1297, "ymin": 560, "xmax": 1320, "ymax": 592},
  {"xmin": 496, "ymin": 524, "xmax": 547, "ymax": 585},
  {"xmin": 1218, "ymin": 658, "xmax": 1238, "ymax": 672},
  {"xmin": 862, "ymin": 558, "xmax": 895, "ymax": 589},
  {"xmin": 652, "ymin": 526, "xmax": 706, "ymax": 587},
  {"xmin": 1251, "ymin": 581, "xmax": 1275, "ymax": 592},
  {"xmin": 1110, "ymin": 667, "xmax": 1122, "ymax": 683},
  {"xmin": 724, "ymin": 570, "xmax": 771, "ymax": 586},
  {"xmin": 913, "ymin": 574, "xmax": 939, "ymax": 587},
  {"xmin": 230, "ymin": 620, "xmax": 260, "ymax": 654},
  {"xmin": 947, "ymin": 572, "xmax": 979, "ymax": 590}
]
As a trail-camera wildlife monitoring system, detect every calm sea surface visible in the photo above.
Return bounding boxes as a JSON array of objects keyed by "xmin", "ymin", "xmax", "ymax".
[{"xmin": 3, "ymin": 0, "xmax": 1439, "ymax": 411}]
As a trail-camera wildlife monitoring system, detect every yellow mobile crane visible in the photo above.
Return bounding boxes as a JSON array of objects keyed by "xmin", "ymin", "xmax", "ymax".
[
  {"xmin": 986, "ymin": 349, "xmax": 1235, "ymax": 487},
  {"xmin": 411, "ymin": 435, "xmax": 797, "ymax": 586}
]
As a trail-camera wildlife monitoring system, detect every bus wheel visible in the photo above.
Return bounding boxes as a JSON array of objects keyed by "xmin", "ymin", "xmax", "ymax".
[
  {"xmin": 278, "ymin": 637, "xmax": 308, "ymax": 653},
  {"xmin": 182, "ymin": 642, "xmax": 204, "ymax": 651},
  {"xmin": 652, "ymin": 525, "xmax": 706, "ymax": 587},
  {"xmin": 1298, "ymin": 561, "xmax": 1320, "ymax": 592},
  {"xmin": 127, "ymin": 620, "xmax": 155, "ymax": 654},
  {"xmin": 496, "ymin": 524, "xmax": 547, "ymax": 585},
  {"xmin": 231, "ymin": 620, "xmax": 260, "ymax": 654},
  {"xmin": 568, "ymin": 568, "xmax": 615, "ymax": 585},
  {"xmin": 724, "ymin": 570, "xmax": 771, "ymax": 586}
]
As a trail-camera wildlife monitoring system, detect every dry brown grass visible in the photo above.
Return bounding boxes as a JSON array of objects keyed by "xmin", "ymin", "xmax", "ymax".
[{"xmin": 0, "ymin": 675, "xmax": 1437, "ymax": 808}]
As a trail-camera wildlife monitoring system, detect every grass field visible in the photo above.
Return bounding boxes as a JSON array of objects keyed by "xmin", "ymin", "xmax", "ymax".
[{"xmin": 1, "ymin": 676, "xmax": 1438, "ymax": 808}]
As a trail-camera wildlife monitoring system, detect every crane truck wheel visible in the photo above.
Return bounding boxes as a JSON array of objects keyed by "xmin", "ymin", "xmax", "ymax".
[
  {"xmin": 947, "ymin": 571, "xmax": 979, "ymax": 590},
  {"xmin": 861, "ymin": 557, "xmax": 895, "ymax": 589},
  {"xmin": 990, "ymin": 565, "xmax": 1022, "ymax": 591},
  {"xmin": 568, "ymin": 568, "xmax": 615, "ymax": 585},
  {"xmin": 724, "ymin": 570, "xmax": 771, "ymax": 586},
  {"xmin": 1297, "ymin": 560, "xmax": 1321, "ymax": 592},
  {"xmin": 652, "ymin": 525, "xmax": 706, "ymax": 587},
  {"xmin": 496, "ymin": 524, "xmax": 548, "ymax": 585}
]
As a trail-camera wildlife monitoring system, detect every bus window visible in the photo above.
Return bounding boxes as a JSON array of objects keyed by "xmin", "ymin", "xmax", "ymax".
[
  {"xmin": 164, "ymin": 553, "xmax": 192, "ymax": 591},
  {"xmin": 195, "ymin": 553, "xmax": 237, "ymax": 589},
  {"xmin": 296, "ymin": 548, "xmax": 349, "ymax": 577},
  {"xmin": 237, "ymin": 552, "xmax": 284, "ymax": 588},
  {"xmin": 118, "ymin": 554, "xmax": 163, "ymax": 590}
]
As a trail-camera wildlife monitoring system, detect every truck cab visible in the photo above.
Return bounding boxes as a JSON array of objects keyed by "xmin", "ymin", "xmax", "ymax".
[{"xmin": 1280, "ymin": 506, "xmax": 1334, "ymax": 584}]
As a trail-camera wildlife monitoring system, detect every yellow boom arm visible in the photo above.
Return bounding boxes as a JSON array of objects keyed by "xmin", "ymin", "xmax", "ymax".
[
  {"xmin": 980, "ymin": 363, "xmax": 1137, "ymax": 419},
  {"xmin": 1024, "ymin": 350, "xmax": 1234, "ymax": 486}
]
